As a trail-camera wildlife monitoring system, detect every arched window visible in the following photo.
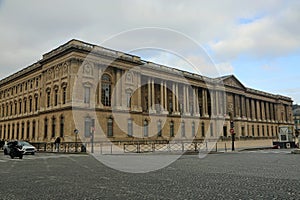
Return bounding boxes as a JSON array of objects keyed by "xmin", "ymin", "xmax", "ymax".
[
  {"xmin": 60, "ymin": 115, "xmax": 64, "ymax": 138},
  {"xmin": 35, "ymin": 94, "xmax": 38, "ymax": 111},
  {"xmin": 54, "ymin": 87, "xmax": 59, "ymax": 106},
  {"xmin": 192, "ymin": 122, "xmax": 195, "ymax": 137},
  {"xmin": 101, "ymin": 74, "xmax": 112, "ymax": 106},
  {"xmin": 107, "ymin": 117, "xmax": 113, "ymax": 137},
  {"xmin": 16, "ymin": 123, "xmax": 19, "ymax": 140},
  {"xmin": 44, "ymin": 118, "xmax": 48, "ymax": 139},
  {"xmin": 170, "ymin": 121, "xmax": 174, "ymax": 137},
  {"xmin": 201, "ymin": 122, "xmax": 205, "ymax": 137},
  {"xmin": 32, "ymin": 120, "xmax": 36, "ymax": 140},
  {"xmin": 52, "ymin": 117, "xmax": 56, "ymax": 138},
  {"xmin": 181, "ymin": 121, "xmax": 185, "ymax": 137},
  {"xmin": 7, "ymin": 124, "xmax": 10, "ymax": 140},
  {"xmin": 128, "ymin": 119, "xmax": 133, "ymax": 137},
  {"xmin": 29, "ymin": 96, "xmax": 33, "ymax": 112},
  {"xmin": 143, "ymin": 120, "xmax": 148, "ymax": 137},
  {"xmin": 12, "ymin": 124, "xmax": 15, "ymax": 139},
  {"xmin": 14, "ymin": 101, "xmax": 17, "ymax": 115},
  {"xmin": 46, "ymin": 89, "xmax": 51, "ymax": 107},
  {"xmin": 21, "ymin": 122, "xmax": 25, "ymax": 139},
  {"xmin": 23, "ymin": 98, "xmax": 27, "ymax": 113},
  {"xmin": 26, "ymin": 121, "xmax": 30, "ymax": 140},
  {"xmin": 62, "ymin": 86, "xmax": 67, "ymax": 104},
  {"xmin": 157, "ymin": 120, "xmax": 162, "ymax": 137},
  {"xmin": 126, "ymin": 90, "xmax": 132, "ymax": 108}
]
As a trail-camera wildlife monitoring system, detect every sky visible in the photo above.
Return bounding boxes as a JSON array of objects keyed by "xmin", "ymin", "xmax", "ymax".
[{"xmin": 0, "ymin": 0, "xmax": 299, "ymax": 103}]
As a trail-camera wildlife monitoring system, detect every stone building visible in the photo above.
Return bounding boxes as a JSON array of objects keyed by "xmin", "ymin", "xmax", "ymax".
[{"xmin": 0, "ymin": 39, "xmax": 294, "ymax": 143}]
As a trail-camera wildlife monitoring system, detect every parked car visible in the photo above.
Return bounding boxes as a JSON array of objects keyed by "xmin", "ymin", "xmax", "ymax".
[{"xmin": 4, "ymin": 141, "xmax": 37, "ymax": 155}]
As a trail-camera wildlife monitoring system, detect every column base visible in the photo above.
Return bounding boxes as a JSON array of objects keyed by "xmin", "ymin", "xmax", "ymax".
[
  {"xmin": 193, "ymin": 113, "xmax": 200, "ymax": 117},
  {"xmin": 113, "ymin": 106, "xmax": 123, "ymax": 110},
  {"xmin": 172, "ymin": 112, "xmax": 180, "ymax": 115},
  {"xmin": 161, "ymin": 110, "xmax": 169, "ymax": 115},
  {"xmin": 184, "ymin": 112, "xmax": 191, "ymax": 116},
  {"xmin": 149, "ymin": 109, "xmax": 156, "ymax": 114}
]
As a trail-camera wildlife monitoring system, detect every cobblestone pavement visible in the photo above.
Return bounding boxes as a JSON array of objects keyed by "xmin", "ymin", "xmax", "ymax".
[{"xmin": 0, "ymin": 150, "xmax": 300, "ymax": 200}]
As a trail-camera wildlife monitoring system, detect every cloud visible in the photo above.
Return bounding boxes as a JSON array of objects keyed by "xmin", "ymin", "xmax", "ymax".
[
  {"xmin": 210, "ymin": 1, "xmax": 300, "ymax": 61},
  {"xmin": 0, "ymin": 0, "xmax": 298, "ymax": 81}
]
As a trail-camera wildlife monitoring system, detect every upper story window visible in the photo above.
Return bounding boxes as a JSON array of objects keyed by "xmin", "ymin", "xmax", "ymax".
[
  {"xmin": 54, "ymin": 88, "xmax": 59, "ymax": 106},
  {"xmin": 47, "ymin": 90, "xmax": 51, "ymax": 108},
  {"xmin": 62, "ymin": 86, "xmax": 67, "ymax": 104},
  {"xmin": 101, "ymin": 74, "xmax": 111, "ymax": 107},
  {"xmin": 84, "ymin": 87, "xmax": 90, "ymax": 104}
]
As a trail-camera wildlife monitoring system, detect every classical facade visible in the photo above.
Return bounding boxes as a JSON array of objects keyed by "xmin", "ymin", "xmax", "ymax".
[{"xmin": 0, "ymin": 39, "xmax": 294, "ymax": 143}]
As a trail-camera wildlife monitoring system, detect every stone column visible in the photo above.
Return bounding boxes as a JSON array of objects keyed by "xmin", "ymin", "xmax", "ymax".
[
  {"xmin": 182, "ymin": 85, "xmax": 186, "ymax": 114},
  {"xmin": 246, "ymin": 98, "xmax": 250, "ymax": 120},
  {"xmin": 164, "ymin": 81, "xmax": 167, "ymax": 111},
  {"xmin": 172, "ymin": 83, "xmax": 176, "ymax": 114},
  {"xmin": 270, "ymin": 103, "xmax": 274, "ymax": 121},
  {"xmin": 214, "ymin": 91, "xmax": 218, "ymax": 116},
  {"xmin": 202, "ymin": 89, "xmax": 209, "ymax": 117},
  {"xmin": 151, "ymin": 79, "xmax": 155, "ymax": 112},
  {"xmin": 148, "ymin": 78, "xmax": 151, "ymax": 111},
  {"xmin": 251, "ymin": 99, "xmax": 256, "ymax": 120},
  {"xmin": 115, "ymin": 69, "xmax": 121, "ymax": 108},
  {"xmin": 256, "ymin": 100, "xmax": 261, "ymax": 121},
  {"xmin": 186, "ymin": 86, "xmax": 190, "ymax": 115},
  {"xmin": 176, "ymin": 83, "xmax": 179, "ymax": 114},
  {"xmin": 136, "ymin": 74, "xmax": 142, "ymax": 112},
  {"xmin": 241, "ymin": 96, "xmax": 246, "ymax": 118},
  {"xmin": 265, "ymin": 102, "xmax": 270, "ymax": 121},
  {"xmin": 235, "ymin": 94, "xmax": 240, "ymax": 118},
  {"xmin": 261, "ymin": 101, "xmax": 266, "ymax": 121},
  {"xmin": 160, "ymin": 81, "xmax": 168, "ymax": 114},
  {"xmin": 194, "ymin": 87, "xmax": 200, "ymax": 117},
  {"xmin": 160, "ymin": 80, "xmax": 164, "ymax": 111}
]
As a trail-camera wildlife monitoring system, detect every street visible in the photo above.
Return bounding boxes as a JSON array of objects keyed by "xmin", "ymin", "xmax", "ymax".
[{"xmin": 0, "ymin": 150, "xmax": 300, "ymax": 199}]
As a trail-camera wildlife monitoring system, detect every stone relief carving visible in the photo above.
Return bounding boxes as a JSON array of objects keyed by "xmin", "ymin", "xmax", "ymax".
[{"xmin": 83, "ymin": 63, "xmax": 93, "ymax": 76}]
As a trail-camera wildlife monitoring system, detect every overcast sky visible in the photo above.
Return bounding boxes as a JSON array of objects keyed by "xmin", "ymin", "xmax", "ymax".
[{"xmin": 0, "ymin": 0, "xmax": 299, "ymax": 103}]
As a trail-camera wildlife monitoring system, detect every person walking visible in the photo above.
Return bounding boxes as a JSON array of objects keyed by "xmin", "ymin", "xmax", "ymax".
[{"xmin": 54, "ymin": 137, "xmax": 61, "ymax": 152}]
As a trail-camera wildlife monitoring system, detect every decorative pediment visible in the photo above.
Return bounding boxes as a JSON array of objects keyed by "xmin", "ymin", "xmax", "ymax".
[{"xmin": 221, "ymin": 75, "xmax": 246, "ymax": 90}]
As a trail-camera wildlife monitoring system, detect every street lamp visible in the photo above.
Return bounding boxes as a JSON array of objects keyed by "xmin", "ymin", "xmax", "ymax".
[
  {"xmin": 229, "ymin": 112, "xmax": 235, "ymax": 151},
  {"xmin": 74, "ymin": 129, "xmax": 79, "ymax": 152}
]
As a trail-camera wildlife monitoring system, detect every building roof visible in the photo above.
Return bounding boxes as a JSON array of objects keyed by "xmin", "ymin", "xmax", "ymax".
[{"xmin": 0, "ymin": 39, "xmax": 293, "ymax": 102}]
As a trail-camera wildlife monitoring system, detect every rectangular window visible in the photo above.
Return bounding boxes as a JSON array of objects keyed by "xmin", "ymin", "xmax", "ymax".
[
  {"xmin": 157, "ymin": 121, "xmax": 162, "ymax": 137},
  {"xmin": 51, "ymin": 118, "xmax": 56, "ymax": 138},
  {"xmin": 210, "ymin": 124, "xmax": 213, "ymax": 137},
  {"xmin": 192, "ymin": 122, "xmax": 195, "ymax": 137},
  {"xmin": 170, "ymin": 122, "xmax": 174, "ymax": 137},
  {"xmin": 84, "ymin": 118, "xmax": 92, "ymax": 137},
  {"xmin": 128, "ymin": 119, "xmax": 133, "ymax": 137},
  {"xmin": 223, "ymin": 126, "xmax": 227, "ymax": 137},
  {"xmin": 126, "ymin": 92, "xmax": 132, "ymax": 108},
  {"xmin": 107, "ymin": 118, "xmax": 113, "ymax": 137},
  {"xmin": 54, "ymin": 90, "xmax": 58, "ymax": 106},
  {"xmin": 60, "ymin": 116, "xmax": 64, "ymax": 138},
  {"xmin": 84, "ymin": 87, "xmax": 90, "ymax": 104},
  {"xmin": 201, "ymin": 123, "xmax": 205, "ymax": 137},
  {"xmin": 47, "ymin": 91, "xmax": 51, "ymax": 107},
  {"xmin": 62, "ymin": 87, "xmax": 66, "ymax": 104},
  {"xmin": 181, "ymin": 122, "xmax": 185, "ymax": 137},
  {"xmin": 44, "ymin": 120, "xmax": 48, "ymax": 139},
  {"xmin": 143, "ymin": 121, "xmax": 148, "ymax": 137}
]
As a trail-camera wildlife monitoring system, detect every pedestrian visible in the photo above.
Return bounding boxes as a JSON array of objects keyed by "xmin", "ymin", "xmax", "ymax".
[{"xmin": 54, "ymin": 137, "xmax": 61, "ymax": 152}]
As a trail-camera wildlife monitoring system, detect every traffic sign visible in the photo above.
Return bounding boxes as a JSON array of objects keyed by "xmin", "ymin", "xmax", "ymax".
[{"xmin": 230, "ymin": 128, "xmax": 234, "ymax": 134}]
